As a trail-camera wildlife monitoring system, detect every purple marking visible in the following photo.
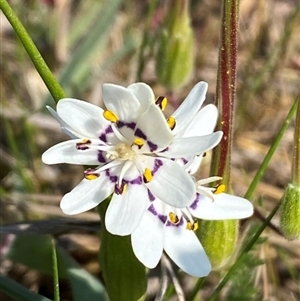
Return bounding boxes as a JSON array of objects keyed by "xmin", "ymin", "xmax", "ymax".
[
  {"xmin": 148, "ymin": 141, "xmax": 158, "ymax": 152},
  {"xmin": 161, "ymin": 147, "xmax": 169, "ymax": 153},
  {"xmin": 152, "ymin": 159, "xmax": 163, "ymax": 175},
  {"xmin": 181, "ymin": 158, "xmax": 188, "ymax": 165},
  {"xmin": 158, "ymin": 214, "xmax": 167, "ymax": 224},
  {"xmin": 166, "ymin": 216, "xmax": 184, "ymax": 227},
  {"xmin": 148, "ymin": 204, "xmax": 157, "ymax": 215},
  {"xmin": 117, "ymin": 121, "xmax": 136, "ymax": 130},
  {"xmin": 147, "ymin": 189, "xmax": 155, "ymax": 201},
  {"xmin": 97, "ymin": 151, "xmax": 106, "ymax": 163},
  {"xmin": 105, "ymin": 169, "xmax": 118, "ymax": 183},
  {"xmin": 99, "ymin": 133, "xmax": 107, "ymax": 143},
  {"xmin": 148, "ymin": 204, "xmax": 167, "ymax": 224},
  {"xmin": 129, "ymin": 176, "xmax": 142, "ymax": 185},
  {"xmin": 189, "ymin": 193, "xmax": 200, "ymax": 210},
  {"xmin": 76, "ymin": 140, "xmax": 91, "ymax": 150},
  {"xmin": 134, "ymin": 128, "xmax": 147, "ymax": 140},
  {"xmin": 99, "ymin": 125, "xmax": 113, "ymax": 143}
]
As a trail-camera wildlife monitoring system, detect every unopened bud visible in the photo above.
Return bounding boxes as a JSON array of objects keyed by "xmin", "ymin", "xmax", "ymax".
[
  {"xmin": 280, "ymin": 183, "xmax": 300, "ymax": 240},
  {"xmin": 197, "ymin": 220, "xmax": 238, "ymax": 269},
  {"xmin": 156, "ymin": 0, "xmax": 194, "ymax": 89}
]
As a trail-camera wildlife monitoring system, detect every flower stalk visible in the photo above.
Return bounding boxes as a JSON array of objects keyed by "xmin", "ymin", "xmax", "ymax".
[
  {"xmin": 198, "ymin": 0, "xmax": 240, "ymax": 269},
  {"xmin": 0, "ymin": 0, "xmax": 65, "ymax": 103}
]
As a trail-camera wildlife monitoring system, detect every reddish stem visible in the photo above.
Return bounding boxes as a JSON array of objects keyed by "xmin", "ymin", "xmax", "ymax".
[{"xmin": 211, "ymin": 0, "xmax": 239, "ymax": 188}]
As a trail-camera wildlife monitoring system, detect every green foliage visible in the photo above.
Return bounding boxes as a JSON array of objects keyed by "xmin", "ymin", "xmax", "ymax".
[
  {"xmin": 5, "ymin": 234, "xmax": 108, "ymax": 301},
  {"xmin": 223, "ymin": 224, "xmax": 266, "ymax": 301},
  {"xmin": 98, "ymin": 200, "xmax": 147, "ymax": 301}
]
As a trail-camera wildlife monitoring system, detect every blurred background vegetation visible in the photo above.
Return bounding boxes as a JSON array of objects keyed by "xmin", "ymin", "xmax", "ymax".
[{"xmin": 1, "ymin": 0, "xmax": 299, "ymax": 300}]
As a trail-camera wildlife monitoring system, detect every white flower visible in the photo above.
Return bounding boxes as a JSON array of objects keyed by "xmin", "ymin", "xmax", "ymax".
[
  {"xmin": 42, "ymin": 83, "xmax": 222, "ymax": 236},
  {"xmin": 131, "ymin": 176, "xmax": 253, "ymax": 277}
]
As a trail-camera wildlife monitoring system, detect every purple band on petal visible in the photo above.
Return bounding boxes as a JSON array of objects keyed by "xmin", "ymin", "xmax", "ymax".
[
  {"xmin": 105, "ymin": 169, "xmax": 118, "ymax": 183},
  {"xmin": 99, "ymin": 125, "xmax": 113, "ymax": 143},
  {"xmin": 189, "ymin": 193, "xmax": 200, "ymax": 210},
  {"xmin": 128, "ymin": 176, "xmax": 143, "ymax": 185},
  {"xmin": 148, "ymin": 141, "xmax": 158, "ymax": 152},
  {"xmin": 117, "ymin": 121, "xmax": 136, "ymax": 130},
  {"xmin": 152, "ymin": 159, "xmax": 163, "ymax": 175},
  {"xmin": 166, "ymin": 216, "xmax": 184, "ymax": 227},
  {"xmin": 98, "ymin": 151, "xmax": 106, "ymax": 163},
  {"xmin": 148, "ymin": 204, "xmax": 167, "ymax": 224},
  {"xmin": 134, "ymin": 128, "xmax": 147, "ymax": 140},
  {"xmin": 148, "ymin": 204, "xmax": 157, "ymax": 215},
  {"xmin": 147, "ymin": 189, "xmax": 155, "ymax": 201}
]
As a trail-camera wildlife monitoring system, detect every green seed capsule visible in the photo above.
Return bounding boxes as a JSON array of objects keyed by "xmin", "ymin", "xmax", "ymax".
[
  {"xmin": 197, "ymin": 220, "xmax": 238, "ymax": 269},
  {"xmin": 280, "ymin": 183, "xmax": 300, "ymax": 240}
]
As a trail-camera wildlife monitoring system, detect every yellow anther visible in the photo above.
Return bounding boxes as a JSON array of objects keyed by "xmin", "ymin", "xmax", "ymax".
[
  {"xmin": 103, "ymin": 110, "xmax": 119, "ymax": 123},
  {"xmin": 186, "ymin": 220, "xmax": 198, "ymax": 231},
  {"xmin": 133, "ymin": 137, "xmax": 144, "ymax": 149},
  {"xmin": 167, "ymin": 116, "xmax": 176, "ymax": 130},
  {"xmin": 155, "ymin": 96, "xmax": 168, "ymax": 111},
  {"xmin": 169, "ymin": 212, "xmax": 179, "ymax": 224},
  {"xmin": 84, "ymin": 173, "xmax": 99, "ymax": 181},
  {"xmin": 214, "ymin": 183, "xmax": 226, "ymax": 194},
  {"xmin": 143, "ymin": 168, "xmax": 153, "ymax": 183}
]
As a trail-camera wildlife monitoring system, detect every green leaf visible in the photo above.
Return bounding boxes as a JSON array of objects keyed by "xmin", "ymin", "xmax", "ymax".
[
  {"xmin": 6, "ymin": 234, "xmax": 108, "ymax": 301},
  {"xmin": 98, "ymin": 200, "xmax": 147, "ymax": 301},
  {"xmin": 0, "ymin": 274, "xmax": 52, "ymax": 301}
]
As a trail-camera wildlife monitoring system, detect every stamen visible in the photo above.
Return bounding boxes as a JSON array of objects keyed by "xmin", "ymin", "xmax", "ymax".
[
  {"xmin": 169, "ymin": 212, "xmax": 179, "ymax": 224},
  {"xmin": 115, "ymin": 181, "xmax": 128, "ymax": 195},
  {"xmin": 186, "ymin": 220, "xmax": 198, "ymax": 231},
  {"xmin": 213, "ymin": 183, "xmax": 226, "ymax": 194},
  {"xmin": 76, "ymin": 139, "xmax": 91, "ymax": 150},
  {"xmin": 103, "ymin": 110, "xmax": 119, "ymax": 123},
  {"xmin": 167, "ymin": 116, "xmax": 176, "ymax": 130},
  {"xmin": 132, "ymin": 138, "xmax": 144, "ymax": 149},
  {"xmin": 84, "ymin": 168, "xmax": 100, "ymax": 180},
  {"xmin": 155, "ymin": 96, "xmax": 168, "ymax": 111},
  {"xmin": 143, "ymin": 168, "xmax": 153, "ymax": 183}
]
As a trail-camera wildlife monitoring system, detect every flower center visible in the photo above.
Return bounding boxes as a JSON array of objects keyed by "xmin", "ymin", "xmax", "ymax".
[{"xmin": 107, "ymin": 142, "xmax": 136, "ymax": 161}]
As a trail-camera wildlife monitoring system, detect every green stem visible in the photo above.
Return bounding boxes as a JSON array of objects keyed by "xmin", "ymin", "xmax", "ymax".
[
  {"xmin": 210, "ymin": 0, "xmax": 239, "ymax": 187},
  {"xmin": 51, "ymin": 239, "xmax": 60, "ymax": 301},
  {"xmin": 136, "ymin": 0, "xmax": 159, "ymax": 81},
  {"xmin": 292, "ymin": 96, "xmax": 300, "ymax": 186},
  {"xmin": 244, "ymin": 96, "xmax": 299, "ymax": 200},
  {"xmin": 0, "ymin": 0, "xmax": 65, "ymax": 102}
]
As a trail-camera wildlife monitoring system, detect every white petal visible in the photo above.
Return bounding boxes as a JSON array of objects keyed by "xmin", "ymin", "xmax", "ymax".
[
  {"xmin": 137, "ymin": 157, "xmax": 195, "ymax": 208},
  {"xmin": 127, "ymin": 82, "xmax": 155, "ymax": 110},
  {"xmin": 135, "ymin": 105, "xmax": 173, "ymax": 153},
  {"xmin": 57, "ymin": 98, "xmax": 110, "ymax": 138},
  {"xmin": 172, "ymin": 82, "xmax": 208, "ymax": 135},
  {"xmin": 105, "ymin": 183, "xmax": 148, "ymax": 235},
  {"xmin": 131, "ymin": 200, "xmax": 165, "ymax": 268},
  {"xmin": 160, "ymin": 132, "xmax": 223, "ymax": 158},
  {"xmin": 183, "ymin": 104, "xmax": 218, "ymax": 138},
  {"xmin": 164, "ymin": 221, "xmax": 211, "ymax": 277},
  {"xmin": 60, "ymin": 174, "xmax": 114, "ymax": 215},
  {"xmin": 42, "ymin": 140, "xmax": 101, "ymax": 165},
  {"xmin": 190, "ymin": 193, "xmax": 254, "ymax": 220},
  {"xmin": 47, "ymin": 106, "xmax": 78, "ymax": 138},
  {"xmin": 103, "ymin": 83, "xmax": 142, "ymax": 121}
]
